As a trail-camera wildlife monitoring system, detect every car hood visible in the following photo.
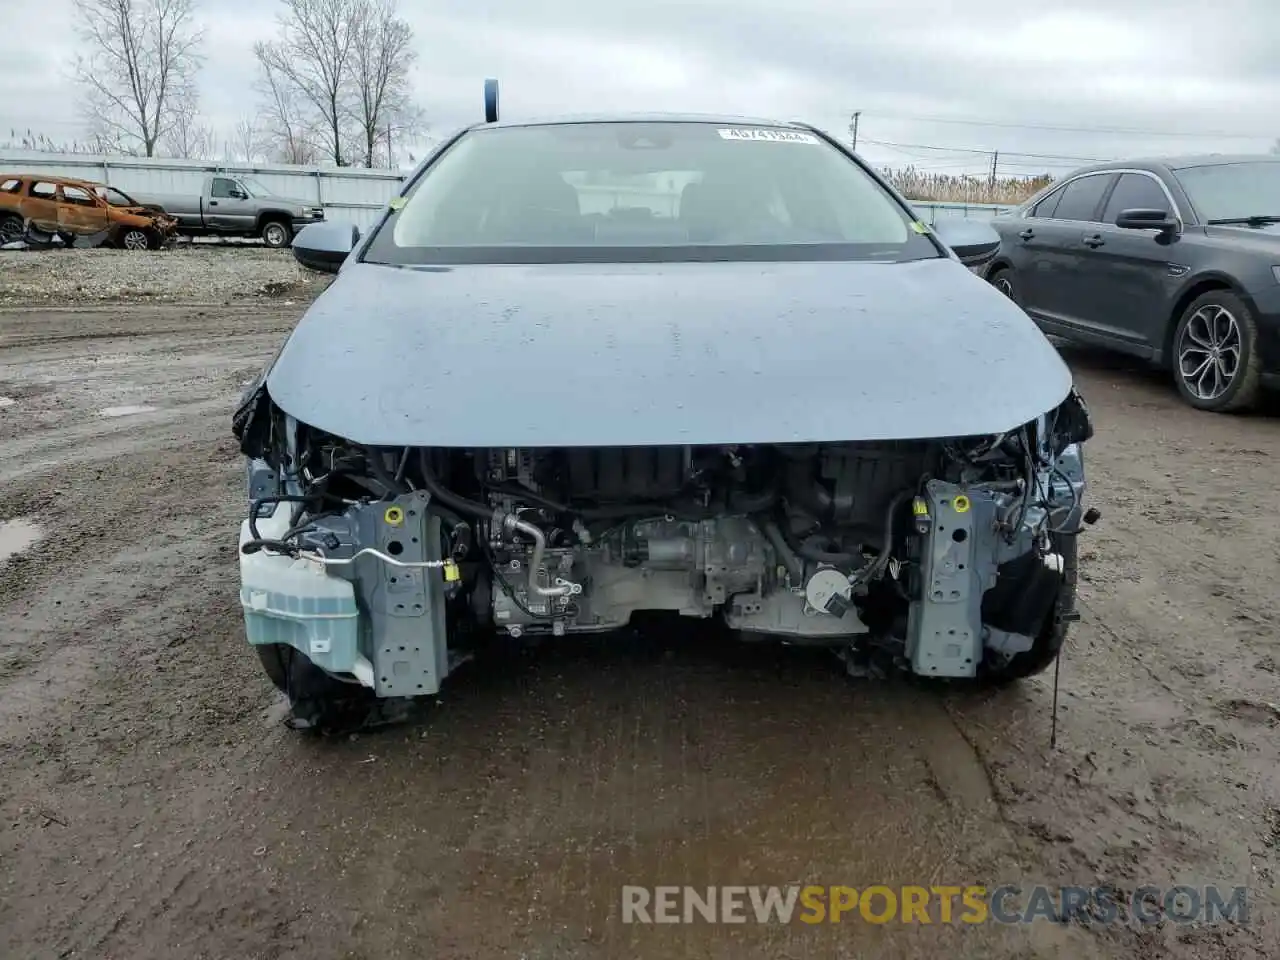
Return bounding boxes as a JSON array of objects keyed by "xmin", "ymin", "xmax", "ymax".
[{"xmin": 265, "ymin": 258, "xmax": 1074, "ymax": 447}]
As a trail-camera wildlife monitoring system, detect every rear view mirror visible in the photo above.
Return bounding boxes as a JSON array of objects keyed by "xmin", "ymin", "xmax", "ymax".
[
  {"xmin": 293, "ymin": 221, "xmax": 360, "ymax": 273},
  {"xmin": 930, "ymin": 219, "xmax": 1001, "ymax": 268},
  {"xmin": 1115, "ymin": 208, "xmax": 1178, "ymax": 233}
]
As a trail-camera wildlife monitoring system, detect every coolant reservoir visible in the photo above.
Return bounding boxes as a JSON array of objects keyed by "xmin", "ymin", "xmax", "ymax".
[{"xmin": 238, "ymin": 504, "xmax": 360, "ymax": 675}]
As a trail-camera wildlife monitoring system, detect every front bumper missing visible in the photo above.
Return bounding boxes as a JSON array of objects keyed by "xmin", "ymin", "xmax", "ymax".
[{"xmin": 238, "ymin": 442, "xmax": 1088, "ymax": 693}]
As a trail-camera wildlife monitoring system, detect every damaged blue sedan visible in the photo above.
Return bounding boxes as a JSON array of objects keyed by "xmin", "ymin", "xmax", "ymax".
[{"xmin": 232, "ymin": 111, "xmax": 1096, "ymax": 732}]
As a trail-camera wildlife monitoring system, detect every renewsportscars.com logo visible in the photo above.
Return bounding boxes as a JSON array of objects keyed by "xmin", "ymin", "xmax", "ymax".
[{"xmin": 621, "ymin": 885, "xmax": 1250, "ymax": 926}]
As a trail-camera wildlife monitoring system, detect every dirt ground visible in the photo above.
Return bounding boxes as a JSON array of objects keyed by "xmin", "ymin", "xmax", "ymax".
[
  {"xmin": 0, "ymin": 246, "xmax": 330, "ymax": 305},
  {"xmin": 2, "ymin": 296, "xmax": 1280, "ymax": 960}
]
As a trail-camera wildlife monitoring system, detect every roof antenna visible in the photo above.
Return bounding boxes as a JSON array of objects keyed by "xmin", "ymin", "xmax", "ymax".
[{"xmin": 484, "ymin": 78, "xmax": 499, "ymax": 123}]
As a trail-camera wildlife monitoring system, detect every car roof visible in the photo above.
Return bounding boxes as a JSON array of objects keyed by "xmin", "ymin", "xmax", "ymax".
[
  {"xmin": 468, "ymin": 112, "xmax": 814, "ymax": 131},
  {"xmin": 0, "ymin": 173, "xmax": 108, "ymax": 189},
  {"xmin": 1063, "ymin": 154, "xmax": 1280, "ymax": 176}
]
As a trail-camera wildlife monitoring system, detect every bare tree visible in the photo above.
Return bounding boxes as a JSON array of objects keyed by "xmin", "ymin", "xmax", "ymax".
[
  {"xmin": 164, "ymin": 101, "xmax": 214, "ymax": 158},
  {"xmin": 254, "ymin": 0, "xmax": 359, "ymax": 165},
  {"xmin": 70, "ymin": 0, "xmax": 205, "ymax": 157},
  {"xmin": 256, "ymin": 59, "xmax": 320, "ymax": 164},
  {"xmin": 350, "ymin": 0, "xmax": 417, "ymax": 167},
  {"xmin": 252, "ymin": 0, "xmax": 422, "ymax": 167},
  {"xmin": 234, "ymin": 118, "xmax": 265, "ymax": 163}
]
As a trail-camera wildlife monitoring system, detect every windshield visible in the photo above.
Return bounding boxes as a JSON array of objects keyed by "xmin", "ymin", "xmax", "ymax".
[
  {"xmin": 240, "ymin": 178, "xmax": 274, "ymax": 198},
  {"xmin": 93, "ymin": 186, "xmax": 137, "ymax": 207},
  {"xmin": 1172, "ymin": 161, "xmax": 1280, "ymax": 222},
  {"xmin": 363, "ymin": 121, "xmax": 940, "ymax": 265}
]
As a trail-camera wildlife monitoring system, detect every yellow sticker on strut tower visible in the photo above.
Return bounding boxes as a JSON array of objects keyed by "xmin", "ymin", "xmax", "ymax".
[
  {"xmin": 953, "ymin": 495, "xmax": 971, "ymax": 514},
  {"xmin": 384, "ymin": 505, "xmax": 405, "ymax": 526}
]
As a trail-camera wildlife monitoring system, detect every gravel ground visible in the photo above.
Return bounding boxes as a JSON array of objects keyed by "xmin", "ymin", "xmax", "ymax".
[
  {"xmin": 0, "ymin": 245, "xmax": 332, "ymax": 305},
  {"xmin": 1, "ymin": 277, "xmax": 1280, "ymax": 958}
]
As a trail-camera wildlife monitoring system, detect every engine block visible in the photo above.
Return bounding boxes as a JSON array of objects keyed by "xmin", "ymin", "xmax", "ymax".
[{"xmin": 491, "ymin": 515, "xmax": 768, "ymax": 633}]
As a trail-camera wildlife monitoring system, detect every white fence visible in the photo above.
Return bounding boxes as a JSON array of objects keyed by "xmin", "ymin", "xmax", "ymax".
[
  {"xmin": 0, "ymin": 151, "xmax": 406, "ymax": 231},
  {"xmin": 908, "ymin": 200, "xmax": 1016, "ymax": 223}
]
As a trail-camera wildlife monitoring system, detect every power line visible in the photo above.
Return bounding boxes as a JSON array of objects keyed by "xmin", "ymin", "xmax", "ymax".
[
  {"xmin": 857, "ymin": 110, "xmax": 1273, "ymax": 141},
  {"xmin": 859, "ymin": 137, "xmax": 1109, "ymax": 164}
]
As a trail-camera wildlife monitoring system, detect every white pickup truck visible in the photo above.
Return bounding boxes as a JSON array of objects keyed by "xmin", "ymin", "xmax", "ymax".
[{"xmin": 136, "ymin": 174, "xmax": 325, "ymax": 248}]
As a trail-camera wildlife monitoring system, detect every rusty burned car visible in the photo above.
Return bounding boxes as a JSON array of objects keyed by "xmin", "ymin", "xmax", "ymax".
[
  {"xmin": 0, "ymin": 174, "xmax": 177, "ymax": 249},
  {"xmin": 232, "ymin": 110, "xmax": 1099, "ymax": 734}
]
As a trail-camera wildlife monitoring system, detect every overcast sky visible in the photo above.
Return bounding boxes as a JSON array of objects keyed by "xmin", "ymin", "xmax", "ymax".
[{"xmin": 2, "ymin": 0, "xmax": 1277, "ymax": 174}]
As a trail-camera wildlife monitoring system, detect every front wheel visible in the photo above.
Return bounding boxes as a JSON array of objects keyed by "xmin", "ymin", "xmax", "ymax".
[
  {"xmin": 1170, "ymin": 291, "xmax": 1262, "ymax": 412},
  {"xmin": 980, "ymin": 532, "xmax": 1078, "ymax": 685},
  {"xmin": 261, "ymin": 220, "xmax": 292, "ymax": 248},
  {"xmin": 253, "ymin": 643, "xmax": 375, "ymax": 734},
  {"xmin": 120, "ymin": 228, "xmax": 152, "ymax": 251},
  {"xmin": 988, "ymin": 267, "xmax": 1020, "ymax": 306}
]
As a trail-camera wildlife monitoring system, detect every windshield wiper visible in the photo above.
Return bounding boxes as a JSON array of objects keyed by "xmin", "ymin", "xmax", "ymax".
[{"xmin": 1206, "ymin": 215, "xmax": 1280, "ymax": 226}]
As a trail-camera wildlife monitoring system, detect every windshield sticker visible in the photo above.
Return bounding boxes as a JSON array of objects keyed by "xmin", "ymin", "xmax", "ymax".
[
  {"xmin": 389, "ymin": 197, "xmax": 407, "ymax": 210},
  {"xmin": 717, "ymin": 128, "xmax": 819, "ymax": 144},
  {"xmin": 910, "ymin": 221, "xmax": 930, "ymax": 233}
]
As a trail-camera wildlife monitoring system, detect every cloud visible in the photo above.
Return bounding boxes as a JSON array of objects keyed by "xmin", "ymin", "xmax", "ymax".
[{"xmin": 1, "ymin": 0, "xmax": 1277, "ymax": 172}]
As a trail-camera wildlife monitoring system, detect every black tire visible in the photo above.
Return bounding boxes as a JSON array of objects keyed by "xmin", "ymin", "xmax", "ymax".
[
  {"xmin": 256, "ymin": 644, "xmax": 291, "ymax": 692},
  {"xmin": 0, "ymin": 213, "xmax": 22, "ymax": 244},
  {"xmin": 1169, "ymin": 290, "xmax": 1262, "ymax": 413},
  {"xmin": 260, "ymin": 219, "xmax": 292, "ymax": 248},
  {"xmin": 988, "ymin": 266, "xmax": 1020, "ymax": 306},
  {"xmin": 253, "ymin": 643, "xmax": 373, "ymax": 733},
  {"xmin": 981, "ymin": 532, "xmax": 1078, "ymax": 685}
]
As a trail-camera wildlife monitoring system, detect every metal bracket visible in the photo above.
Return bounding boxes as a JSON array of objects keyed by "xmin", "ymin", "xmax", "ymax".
[
  {"xmin": 361, "ymin": 492, "xmax": 450, "ymax": 698},
  {"xmin": 906, "ymin": 480, "xmax": 985, "ymax": 677}
]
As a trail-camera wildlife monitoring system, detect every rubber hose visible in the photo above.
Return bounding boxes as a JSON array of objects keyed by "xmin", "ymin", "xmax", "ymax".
[
  {"xmin": 728, "ymin": 484, "xmax": 778, "ymax": 513},
  {"xmin": 860, "ymin": 489, "xmax": 913, "ymax": 582},
  {"xmin": 417, "ymin": 450, "xmax": 494, "ymax": 519},
  {"xmin": 796, "ymin": 534, "xmax": 858, "ymax": 568},
  {"xmin": 786, "ymin": 460, "xmax": 833, "ymax": 516},
  {"xmin": 760, "ymin": 519, "xmax": 805, "ymax": 583}
]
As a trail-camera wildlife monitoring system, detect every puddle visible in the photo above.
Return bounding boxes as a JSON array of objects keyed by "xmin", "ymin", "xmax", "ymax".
[
  {"xmin": 0, "ymin": 397, "xmax": 13, "ymax": 408},
  {"xmin": 0, "ymin": 519, "xmax": 43, "ymax": 563},
  {"xmin": 99, "ymin": 404, "xmax": 158, "ymax": 418}
]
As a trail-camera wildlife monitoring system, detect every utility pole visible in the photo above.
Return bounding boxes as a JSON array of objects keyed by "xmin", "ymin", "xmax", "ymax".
[
  {"xmin": 989, "ymin": 150, "xmax": 999, "ymax": 187},
  {"xmin": 849, "ymin": 111, "xmax": 861, "ymax": 151},
  {"xmin": 387, "ymin": 123, "xmax": 393, "ymax": 169}
]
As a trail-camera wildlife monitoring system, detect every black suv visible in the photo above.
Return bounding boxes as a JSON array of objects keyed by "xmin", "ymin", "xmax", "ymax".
[{"xmin": 984, "ymin": 155, "xmax": 1280, "ymax": 412}]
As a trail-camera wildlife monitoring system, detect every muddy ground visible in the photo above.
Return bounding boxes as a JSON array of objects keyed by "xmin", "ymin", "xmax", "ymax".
[{"xmin": 1, "ymin": 296, "xmax": 1279, "ymax": 959}]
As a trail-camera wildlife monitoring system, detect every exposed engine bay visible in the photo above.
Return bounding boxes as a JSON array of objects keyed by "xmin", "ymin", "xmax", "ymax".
[{"xmin": 234, "ymin": 383, "xmax": 1095, "ymax": 726}]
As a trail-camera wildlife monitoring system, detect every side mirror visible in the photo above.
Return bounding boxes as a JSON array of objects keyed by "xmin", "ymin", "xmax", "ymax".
[
  {"xmin": 930, "ymin": 219, "xmax": 1001, "ymax": 268},
  {"xmin": 1115, "ymin": 208, "xmax": 1178, "ymax": 234},
  {"xmin": 293, "ymin": 221, "xmax": 360, "ymax": 273}
]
